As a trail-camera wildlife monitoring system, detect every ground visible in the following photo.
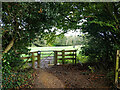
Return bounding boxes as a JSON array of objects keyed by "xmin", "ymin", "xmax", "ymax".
[
  {"xmin": 34, "ymin": 69, "xmax": 64, "ymax": 88},
  {"xmin": 31, "ymin": 64, "xmax": 111, "ymax": 89}
]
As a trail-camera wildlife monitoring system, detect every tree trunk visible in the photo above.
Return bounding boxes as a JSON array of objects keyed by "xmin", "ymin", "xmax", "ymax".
[{"xmin": 3, "ymin": 38, "xmax": 15, "ymax": 54}]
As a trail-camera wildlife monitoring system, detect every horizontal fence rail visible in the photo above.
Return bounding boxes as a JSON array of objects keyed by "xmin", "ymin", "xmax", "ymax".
[
  {"xmin": 21, "ymin": 50, "xmax": 77, "ymax": 69},
  {"xmin": 54, "ymin": 50, "xmax": 77, "ymax": 65}
]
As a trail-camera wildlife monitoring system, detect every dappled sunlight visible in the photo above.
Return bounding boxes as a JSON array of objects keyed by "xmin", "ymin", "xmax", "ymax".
[{"xmin": 2, "ymin": 2, "xmax": 119, "ymax": 89}]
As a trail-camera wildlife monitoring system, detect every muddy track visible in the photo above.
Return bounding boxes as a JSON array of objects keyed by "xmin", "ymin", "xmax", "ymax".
[
  {"xmin": 33, "ymin": 64, "xmax": 110, "ymax": 89},
  {"xmin": 34, "ymin": 69, "xmax": 64, "ymax": 88}
]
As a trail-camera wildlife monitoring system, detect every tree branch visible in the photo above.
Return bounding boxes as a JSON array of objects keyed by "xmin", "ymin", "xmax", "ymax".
[{"xmin": 3, "ymin": 38, "xmax": 15, "ymax": 54}]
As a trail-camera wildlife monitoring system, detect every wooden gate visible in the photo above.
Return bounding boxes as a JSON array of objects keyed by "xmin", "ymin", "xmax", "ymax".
[
  {"xmin": 21, "ymin": 51, "xmax": 40, "ymax": 68},
  {"xmin": 115, "ymin": 50, "xmax": 120, "ymax": 88},
  {"xmin": 54, "ymin": 50, "xmax": 77, "ymax": 65},
  {"xmin": 21, "ymin": 50, "xmax": 54, "ymax": 68},
  {"xmin": 21, "ymin": 50, "xmax": 77, "ymax": 68}
]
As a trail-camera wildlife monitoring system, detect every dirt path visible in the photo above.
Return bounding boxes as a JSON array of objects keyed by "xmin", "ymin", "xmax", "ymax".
[
  {"xmin": 32, "ymin": 64, "xmax": 110, "ymax": 89},
  {"xmin": 34, "ymin": 69, "xmax": 64, "ymax": 88}
]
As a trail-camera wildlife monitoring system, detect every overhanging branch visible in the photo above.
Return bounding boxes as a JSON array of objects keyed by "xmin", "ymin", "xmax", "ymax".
[{"xmin": 3, "ymin": 38, "xmax": 15, "ymax": 54}]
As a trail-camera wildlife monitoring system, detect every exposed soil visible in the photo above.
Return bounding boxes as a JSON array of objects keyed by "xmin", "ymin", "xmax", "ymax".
[
  {"xmin": 34, "ymin": 69, "xmax": 64, "ymax": 88},
  {"xmin": 32, "ymin": 64, "xmax": 111, "ymax": 89}
]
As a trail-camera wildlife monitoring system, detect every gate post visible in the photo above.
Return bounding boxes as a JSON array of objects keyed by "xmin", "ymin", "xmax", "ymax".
[
  {"xmin": 72, "ymin": 51, "xmax": 75, "ymax": 64},
  {"xmin": 115, "ymin": 50, "xmax": 120, "ymax": 87},
  {"xmin": 31, "ymin": 52, "xmax": 35, "ymax": 69},
  {"xmin": 62, "ymin": 50, "xmax": 65, "ymax": 64},
  {"xmin": 75, "ymin": 50, "xmax": 77, "ymax": 65},
  {"xmin": 54, "ymin": 51, "xmax": 57, "ymax": 65},
  {"xmin": 37, "ymin": 51, "xmax": 41, "ymax": 68}
]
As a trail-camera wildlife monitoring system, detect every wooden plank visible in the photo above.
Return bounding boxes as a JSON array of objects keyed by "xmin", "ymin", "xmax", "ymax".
[
  {"xmin": 72, "ymin": 51, "xmax": 74, "ymax": 64},
  {"xmin": 75, "ymin": 51, "xmax": 77, "ymax": 65},
  {"xmin": 41, "ymin": 54, "xmax": 54, "ymax": 55},
  {"xmin": 21, "ymin": 56, "xmax": 38, "ymax": 59},
  {"xmin": 21, "ymin": 57, "xmax": 30, "ymax": 59},
  {"xmin": 62, "ymin": 50, "xmax": 65, "ymax": 64},
  {"xmin": 30, "ymin": 51, "xmax": 38, "ymax": 53},
  {"xmin": 31, "ymin": 52, "xmax": 35, "ymax": 69},
  {"xmin": 24, "ymin": 56, "xmax": 31, "ymax": 64},
  {"xmin": 54, "ymin": 51, "xmax": 62, "ymax": 52},
  {"xmin": 65, "ymin": 50, "xmax": 77, "ymax": 52},
  {"xmin": 57, "ymin": 54, "xmax": 75, "ymax": 56},
  {"xmin": 58, "ymin": 58, "xmax": 75, "ymax": 60},
  {"xmin": 54, "ymin": 51, "xmax": 57, "ymax": 65},
  {"xmin": 57, "ymin": 54, "xmax": 62, "ymax": 56},
  {"xmin": 115, "ymin": 50, "xmax": 120, "ymax": 87},
  {"xmin": 40, "ymin": 50, "xmax": 54, "ymax": 52},
  {"xmin": 55, "ymin": 50, "xmax": 76, "ymax": 52},
  {"xmin": 37, "ymin": 51, "xmax": 41, "ymax": 68}
]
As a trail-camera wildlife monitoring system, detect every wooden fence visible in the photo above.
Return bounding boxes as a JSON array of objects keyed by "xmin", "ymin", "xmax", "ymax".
[
  {"xmin": 115, "ymin": 50, "xmax": 120, "ymax": 88},
  {"xmin": 21, "ymin": 51, "xmax": 40, "ymax": 69},
  {"xmin": 54, "ymin": 50, "xmax": 77, "ymax": 65},
  {"xmin": 21, "ymin": 50, "xmax": 77, "ymax": 69}
]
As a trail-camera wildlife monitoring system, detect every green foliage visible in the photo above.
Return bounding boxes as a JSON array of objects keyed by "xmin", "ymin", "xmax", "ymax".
[
  {"xmin": 53, "ymin": 35, "xmax": 83, "ymax": 46},
  {"xmin": 80, "ymin": 2, "xmax": 120, "ymax": 69},
  {"xmin": 106, "ymin": 70, "xmax": 116, "ymax": 88},
  {"xmin": 2, "ymin": 52, "xmax": 24, "ymax": 70},
  {"xmin": 64, "ymin": 60, "xmax": 73, "ymax": 64},
  {"xmin": 2, "ymin": 50, "xmax": 33, "ymax": 89},
  {"xmin": 2, "ymin": 2, "xmax": 120, "ymax": 88},
  {"xmin": 2, "ymin": 2, "xmax": 81, "ymax": 89},
  {"xmin": 21, "ymin": 63, "xmax": 31, "ymax": 69},
  {"xmin": 106, "ymin": 70, "xmax": 114, "ymax": 82},
  {"xmin": 2, "ymin": 69, "xmax": 33, "ymax": 89},
  {"xmin": 2, "ymin": 2, "xmax": 81, "ymax": 57},
  {"xmin": 76, "ymin": 54, "xmax": 88, "ymax": 63},
  {"xmin": 88, "ymin": 66, "xmax": 95, "ymax": 73}
]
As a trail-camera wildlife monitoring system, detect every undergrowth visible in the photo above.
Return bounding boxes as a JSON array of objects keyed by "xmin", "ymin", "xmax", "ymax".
[{"xmin": 2, "ymin": 67, "xmax": 34, "ymax": 89}]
